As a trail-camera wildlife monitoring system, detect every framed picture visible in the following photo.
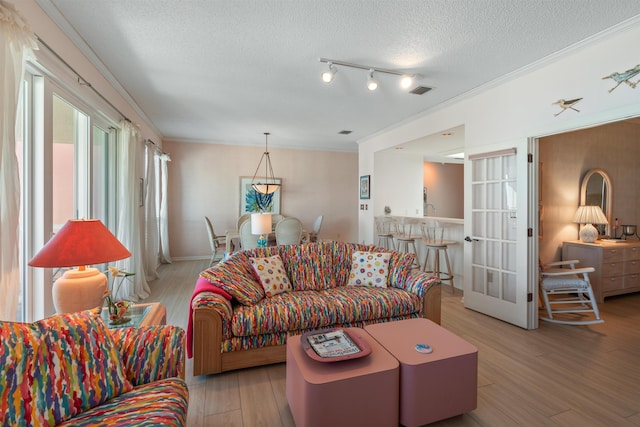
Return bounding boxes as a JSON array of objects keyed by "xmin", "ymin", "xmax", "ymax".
[
  {"xmin": 360, "ymin": 175, "xmax": 370, "ymax": 199},
  {"xmin": 239, "ymin": 176, "xmax": 282, "ymax": 215}
]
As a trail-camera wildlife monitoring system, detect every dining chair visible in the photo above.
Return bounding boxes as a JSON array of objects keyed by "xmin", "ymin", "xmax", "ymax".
[
  {"xmin": 237, "ymin": 213, "xmax": 252, "ymax": 231},
  {"xmin": 205, "ymin": 216, "xmax": 226, "ymax": 266},
  {"xmin": 272, "ymin": 214, "xmax": 285, "ymax": 226},
  {"xmin": 239, "ymin": 220, "xmax": 259, "ymax": 250},
  {"xmin": 275, "ymin": 217, "xmax": 303, "ymax": 246}
]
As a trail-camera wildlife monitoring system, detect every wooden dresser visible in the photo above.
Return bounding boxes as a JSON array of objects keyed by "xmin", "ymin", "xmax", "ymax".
[{"xmin": 562, "ymin": 240, "xmax": 640, "ymax": 303}]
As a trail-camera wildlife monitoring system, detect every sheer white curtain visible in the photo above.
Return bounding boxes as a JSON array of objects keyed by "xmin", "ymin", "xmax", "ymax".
[
  {"xmin": 143, "ymin": 142, "xmax": 159, "ymax": 280},
  {"xmin": 158, "ymin": 152, "xmax": 172, "ymax": 263},
  {"xmin": 142, "ymin": 142, "xmax": 171, "ymax": 281},
  {"xmin": 0, "ymin": 1, "xmax": 37, "ymax": 320},
  {"xmin": 115, "ymin": 120, "xmax": 150, "ymax": 301}
]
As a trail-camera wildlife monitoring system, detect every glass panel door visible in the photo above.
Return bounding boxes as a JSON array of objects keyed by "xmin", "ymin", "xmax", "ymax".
[{"xmin": 464, "ymin": 145, "xmax": 533, "ymax": 329}]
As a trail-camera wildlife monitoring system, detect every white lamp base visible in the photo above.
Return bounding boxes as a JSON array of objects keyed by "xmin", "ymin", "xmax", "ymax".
[
  {"xmin": 580, "ymin": 223, "xmax": 599, "ymax": 243},
  {"xmin": 52, "ymin": 267, "xmax": 107, "ymax": 313}
]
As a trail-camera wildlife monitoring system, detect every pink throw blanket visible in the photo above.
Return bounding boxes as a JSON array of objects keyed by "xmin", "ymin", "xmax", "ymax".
[{"xmin": 187, "ymin": 276, "xmax": 232, "ymax": 359}]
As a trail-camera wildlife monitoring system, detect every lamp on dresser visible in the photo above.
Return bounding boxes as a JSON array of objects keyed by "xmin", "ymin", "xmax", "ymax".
[
  {"xmin": 573, "ymin": 205, "xmax": 608, "ymax": 243},
  {"xmin": 28, "ymin": 219, "xmax": 131, "ymax": 313}
]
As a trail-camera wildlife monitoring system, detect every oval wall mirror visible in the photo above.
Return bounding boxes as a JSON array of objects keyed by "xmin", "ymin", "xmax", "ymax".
[{"xmin": 580, "ymin": 168, "xmax": 612, "ymax": 236}]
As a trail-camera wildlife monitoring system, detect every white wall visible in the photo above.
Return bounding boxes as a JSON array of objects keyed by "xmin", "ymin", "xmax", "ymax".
[
  {"xmin": 359, "ymin": 21, "xmax": 640, "ymax": 244},
  {"xmin": 373, "ymin": 150, "xmax": 424, "ymax": 218},
  {"xmin": 165, "ymin": 140, "xmax": 359, "ymax": 259}
]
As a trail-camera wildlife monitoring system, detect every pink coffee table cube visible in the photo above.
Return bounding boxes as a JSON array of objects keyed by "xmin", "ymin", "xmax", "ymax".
[
  {"xmin": 286, "ymin": 327, "xmax": 399, "ymax": 427},
  {"xmin": 365, "ymin": 318, "xmax": 478, "ymax": 427}
]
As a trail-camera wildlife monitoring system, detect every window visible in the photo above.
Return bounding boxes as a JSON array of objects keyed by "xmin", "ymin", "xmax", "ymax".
[{"xmin": 17, "ymin": 72, "xmax": 120, "ymax": 321}]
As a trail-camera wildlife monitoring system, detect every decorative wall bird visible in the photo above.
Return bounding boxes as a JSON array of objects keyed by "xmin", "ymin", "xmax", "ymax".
[
  {"xmin": 552, "ymin": 98, "xmax": 582, "ymax": 116},
  {"xmin": 602, "ymin": 64, "xmax": 640, "ymax": 92}
]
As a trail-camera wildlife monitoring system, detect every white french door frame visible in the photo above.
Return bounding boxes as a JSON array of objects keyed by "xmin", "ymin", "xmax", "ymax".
[{"xmin": 463, "ymin": 139, "xmax": 537, "ymax": 329}]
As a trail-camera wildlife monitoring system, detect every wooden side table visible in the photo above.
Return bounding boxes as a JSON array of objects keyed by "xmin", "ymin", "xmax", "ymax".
[{"xmin": 138, "ymin": 302, "xmax": 167, "ymax": 326}]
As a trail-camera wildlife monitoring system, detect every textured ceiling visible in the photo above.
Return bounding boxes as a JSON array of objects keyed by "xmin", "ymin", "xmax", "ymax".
[{"xmin": 38, "ymin": 0, "xmax": 640, "ymax": 154}]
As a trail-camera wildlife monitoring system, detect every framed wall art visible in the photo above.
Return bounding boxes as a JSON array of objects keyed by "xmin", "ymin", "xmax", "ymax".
[
  {"xmin": 239, "ymin": 176, "xmax": 282, "ymax": 215},
  {"xmin": 360, "ymin": 175, "xmax": 370, "ymax": 199}
]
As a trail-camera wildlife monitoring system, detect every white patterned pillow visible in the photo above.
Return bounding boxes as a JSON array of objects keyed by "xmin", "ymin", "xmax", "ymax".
[
  {"xmin": 347, "ymin": 251, "xmax": 391, "ymax": 288},
  {"xmin": 250, "ymin": 255, "xmax": 292, "ymax": 297}
]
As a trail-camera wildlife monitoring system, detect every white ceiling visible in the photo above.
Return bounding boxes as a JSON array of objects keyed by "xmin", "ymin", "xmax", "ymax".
[{"xmin": 37, "ymin": 0, "xmax": 640, "ymax": 155}]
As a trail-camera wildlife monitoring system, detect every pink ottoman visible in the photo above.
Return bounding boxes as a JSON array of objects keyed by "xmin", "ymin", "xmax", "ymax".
[
  {"xmin": 365, "ymin": 318, "xmax": 478, "ymax": 427},
  {"xmin": 286, "ymin": 327, "xmax": 399, "ymax": 427}
]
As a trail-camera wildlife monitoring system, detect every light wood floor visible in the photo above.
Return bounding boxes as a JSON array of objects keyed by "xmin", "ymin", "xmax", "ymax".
[{"xmin": 145, "ymin": 259, "xmax": 640, "ymax": 427}]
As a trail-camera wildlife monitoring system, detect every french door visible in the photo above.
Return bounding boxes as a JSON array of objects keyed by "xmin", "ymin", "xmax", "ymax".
[{"xmin": 463, "ymin": 141, "xmax": 536, "ymax": 329}]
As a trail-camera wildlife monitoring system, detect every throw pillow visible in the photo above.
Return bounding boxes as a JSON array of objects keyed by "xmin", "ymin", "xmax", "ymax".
[
  {"xmin": 200, "ymin": 251, "xmax": 267, "ymax": 305},
  {"xmin": 347, "ymin": 251, "xmax": 391, "ymax": 288},
  {"xmin": 0, "ymin": 309, "xmax": 133, "ymax": 426},
  {"xmin": 250, "ymin": 255, "xmax": 292, "ymax": 297}
]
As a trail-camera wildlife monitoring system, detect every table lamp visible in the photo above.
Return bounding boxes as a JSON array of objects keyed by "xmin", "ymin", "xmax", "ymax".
[
  {"xmin": 573, "ymin": 205, "xmax": 608, "ymax": 243},
  {"xmin": 251, "ymin": 213, "xmax": 272, "ymax": 248},
  {"xmin": 29, "ymin": 219, "xmax": 131, "ymax": 313}
]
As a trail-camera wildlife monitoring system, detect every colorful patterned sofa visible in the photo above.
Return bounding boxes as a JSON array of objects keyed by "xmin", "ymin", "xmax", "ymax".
[
  {"xmin": 189, "ymin": 241, "xmax": 441, "ymax": 376},
  {"xmin": 1, "ymin": 309, "xmax": 188, "ymax": 426}
]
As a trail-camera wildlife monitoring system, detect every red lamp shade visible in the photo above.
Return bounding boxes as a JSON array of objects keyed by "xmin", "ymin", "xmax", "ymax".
[
  {"xmin": 29, "ymin": 219, "xmax": 131, "ymax": 268},
  {"xmin": 29, "ymin": 219, "xmax": 131, "ymax": 314}
]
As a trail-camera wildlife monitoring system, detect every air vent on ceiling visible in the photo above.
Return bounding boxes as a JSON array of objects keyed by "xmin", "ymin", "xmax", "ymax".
[
  {"xmin": 338, "ymin": 130, "xmax": 353, "ymax": 135},
  {"xmin": 409, "ymin": 86, "xmax": 432, "ymax": 95}
]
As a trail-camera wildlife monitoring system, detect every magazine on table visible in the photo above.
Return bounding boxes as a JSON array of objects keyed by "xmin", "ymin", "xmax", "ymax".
[{"xmin": 306, "ymin": 329, "xmax": 361, "ymax": 358}]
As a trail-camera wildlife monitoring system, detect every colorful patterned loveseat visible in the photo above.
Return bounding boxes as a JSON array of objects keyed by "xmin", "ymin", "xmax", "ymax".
[
  {"xmin": 1, "ymin": 309, "xmax": 188, "ymax": 426},
  {"xmin": 189, "ymin": 241, "xmax": 441, "ymax": 376}
]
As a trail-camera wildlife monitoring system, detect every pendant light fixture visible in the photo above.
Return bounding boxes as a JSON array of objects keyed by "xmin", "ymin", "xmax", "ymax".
[{"xmin": 251, "ymin": 132, "xmax": 281, "ymax": 195}]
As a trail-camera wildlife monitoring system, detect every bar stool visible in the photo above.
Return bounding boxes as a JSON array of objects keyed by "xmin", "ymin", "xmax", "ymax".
[
  {"xmin": 395, "ymin": 219, "xmax": 420, "ymax": 268},
  {"xmin": 375, "ymin": 216, "xmax": 395, "ymax": 250},
  {"xmin": 421, "ymin": 221, "xmax": 457, "ymax": 293}
]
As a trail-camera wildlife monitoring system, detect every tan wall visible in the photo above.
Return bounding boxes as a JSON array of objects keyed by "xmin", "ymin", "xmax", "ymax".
[
  {"xmin": 539, "ymin": 119, "xmax": 640, "ymax": 262},
  {"xmin": 423, "ymin": 162, "xmax": 464, "ymax": 218},
  {"xmin": 165, "ymin": 140, "xmax": 359, "ymax": 259}
]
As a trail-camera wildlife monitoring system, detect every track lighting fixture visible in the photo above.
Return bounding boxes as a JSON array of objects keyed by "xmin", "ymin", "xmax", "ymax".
[
  {"xmin": 367, "ymin": 69, "xmax": 378, "ymax": 91},
  {"xmin": 321, "ymin": 62, "xmax": 337, "ymax": 83},
  {"xmin": 400, "ymin": 75, "xmax": 413, "ymax": 89},
  {"xmin": 319, "ymin": 57, "xmax": 416, "ymax": 91}
]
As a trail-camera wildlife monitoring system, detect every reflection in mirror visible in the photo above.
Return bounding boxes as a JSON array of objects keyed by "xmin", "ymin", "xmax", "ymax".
[{"xmin": 580, "ymin": 168, "xmax": 612, "ymax": 236}]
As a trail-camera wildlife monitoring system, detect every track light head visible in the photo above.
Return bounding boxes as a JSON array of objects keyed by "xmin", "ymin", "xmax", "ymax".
[
  {"xmin": 400, "ymin": 74, "xmax": 413, "ymax": 89},
  {"xmin": 321, "ymin": 62, "xmax": 337, "ymax": 83},
  {"xmin": 367, "ymin": 69, "xmax": 378, "ymax": 91}
]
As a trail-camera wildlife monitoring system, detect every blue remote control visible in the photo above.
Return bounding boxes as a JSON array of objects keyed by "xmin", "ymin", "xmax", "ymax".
[{"xmin": 415, "ymin": 343, "xmax": 433, "ymax": 354}]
